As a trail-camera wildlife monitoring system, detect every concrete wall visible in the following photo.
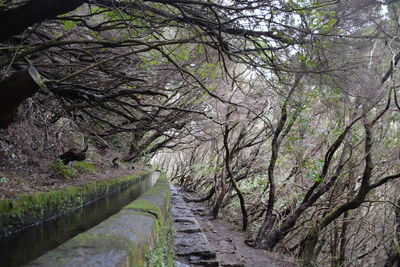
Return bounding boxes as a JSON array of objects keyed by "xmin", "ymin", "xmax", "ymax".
[
  {"xmin": 27, "ymin": 173, "xmax": 173, "ymax": 267},
  {"xmin": 0, "ymin": 170, "xmax": 153, "ymax": 237}
]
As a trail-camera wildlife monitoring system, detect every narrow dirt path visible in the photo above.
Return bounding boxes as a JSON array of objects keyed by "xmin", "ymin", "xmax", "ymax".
[
  {"xmin": 172, "ymin": 185, "xmax": 298, "ymax": 267},
  {"xmin": 199, "ymin": 218, "xmax": 297, "ymax": 267}
]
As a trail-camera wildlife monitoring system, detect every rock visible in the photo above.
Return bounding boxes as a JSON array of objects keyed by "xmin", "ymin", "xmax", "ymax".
[
  {"xmin": 174, "ymin": 216, "xmax": 197, "ymax": 223},
  {"xmin": 175, "ymin": 261, "xmax": 191, "ymax": 267},
  {"xmin": 191, "ymin": 206, "xmax": 206, "ymax": 216},
  {"xmin": 171, "ymin": 184, "xmax": 219, "ymax": 266},
  {"xmin": 59, "ymin": 146, "xmax": 87, "ymax": 164},
  {"xmin": 175, "ymin": 231, "xmax": 216, "ymax": 258},
  {"xmin": 189, "ymin": 255, "xmax": 219, "ymax": 266},
  {"xmin": 221, "ymin": 263, "xmax": 245, "ymax": 267},
  {"xmin": 175, "ymin": 221, "xmax": 202, "ymax": 233}
]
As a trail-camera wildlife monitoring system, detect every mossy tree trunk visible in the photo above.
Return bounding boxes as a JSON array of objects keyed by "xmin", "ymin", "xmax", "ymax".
[{"xmin": 299, "ymin": 227, "xmax": 320, "ymax": 267}]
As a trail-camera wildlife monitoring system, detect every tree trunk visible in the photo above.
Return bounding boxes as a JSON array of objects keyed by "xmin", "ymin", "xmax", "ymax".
[
  {"xmin": 0, "ymin": 0, "xmax": 87, "ymax": 41},
  {"xmin": 0, "ymin": 66, "xmax": 43, "ymax": 128},
  {"xmin": 212, "ymin": 175, "xmax": 227, "ymax": 218},
  {"xmin": 298, "ymin": 120, "xmax": 373, "ymax": 266},
  {"xmin": 299, "ymin": 227, "xmax": 320, "ymax": 267},
  {"xmin": 338, "ymin": 210, "xmax": 349, "ymax": 267},
  {"xmin": 254, "ymin": 74, "xmax": 303, "ymax": 248},
  {"xmin": 384, "ymin": 199, "xmax": 400, "ymax": 267},
  {"xmin": 255, "ymin": 126, "xmax": 354, "ymax": 250},
  {"xmin": 186, "ymin": 186, "xmax": 215, "ymax": 203},
  {"xmin": 222, "ymin": 123, "xmax": 248, "ymax": 230}
]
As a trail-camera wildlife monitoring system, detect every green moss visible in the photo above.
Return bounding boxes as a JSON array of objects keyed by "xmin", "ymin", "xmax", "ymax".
[
  {"xmin": 143, "ymin": 174, "xmax": 174, "ymax": 267},
  {"xmin": 0, "ymin": 171, "xmax": 152, "ymax": 236},
  {"xmin": 156, "ymin": 172, "xmax": 169, "ymax": 184},
  {"xmin": 52, "ymin": 160, "xmax": 97, "ymax": 179},
  {"xmin": 123, "ymin": 199, "xmax": 164, "ymax": 226},
  {"xmin": 73, "ymin": 161, "xmax": 96, "ymax": 173},
  {"xmin": 145, "ymin": 214, "xmax": 175, "ymax": 267},
  {"xmin": 22, "ymin": 171, "xmax": 173, "ymax": 267},
  {"xmin": 51, "ymin": 159, "xmax": 78, "ymax": 180},
  {"xmin": 33, "ymin": 233, "xmax": 141, "ymax": 266},
  {"xmin": 66, "ymin": 232, "xmax": 135, "ymax": 250},
  {"xmin": 122, "ymin": 172, "xmax": 174, "ymax": 266},
  {"xmin": 139, "ymin": 184, "xmax": 171, "ymax": 218}
]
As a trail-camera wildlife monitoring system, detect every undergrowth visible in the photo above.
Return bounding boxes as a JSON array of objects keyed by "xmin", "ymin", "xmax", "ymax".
[{"xmin": 51, "ymin": 159, "xmax": 96, "ymax": 180}]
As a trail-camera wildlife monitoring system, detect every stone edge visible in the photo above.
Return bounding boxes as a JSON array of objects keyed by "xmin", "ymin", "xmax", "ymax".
[
  {"xmin": 27, "ymin": 172, "xmax": 174, "ymax": 267},
  {"xmin": 0, "ymin": 170, "xmax": 153, "ymax": 237}
]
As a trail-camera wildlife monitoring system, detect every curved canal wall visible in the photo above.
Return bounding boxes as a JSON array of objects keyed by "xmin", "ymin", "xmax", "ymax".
[
  {"xmin": 0, "ymin": 170, "xmax": 153, "ymax": 237},
  {"xmin": 27, "ymin": 172, "xmax": 173, "ymax": 267}
]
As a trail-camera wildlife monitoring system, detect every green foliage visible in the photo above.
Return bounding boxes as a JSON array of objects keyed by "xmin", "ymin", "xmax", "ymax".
[
  {"xmin": 61, "ymin": 20, "xmax": 79, "ymax": 30},
  {"xmin": 190, "ymin": 161, "xmax": 222, "ymax": 178},
  {"xmin": 52, "ymin": 159, "xmax": 78, "ymax": 180},
  {"xmin": 73, "ymin": 162, "xmax": 96, "ymax": 173},
  {"xmin": 145, "ymin": 215, "xmax": 175, "ymax": 267},
  {"xmin": 238, "ymin": 174, "xmax": 267, "ymax": 194},
  {"xmin": 305, "ymin": 158, "xmax": 324, "ymax": 183},
  {"xmin": 196, "ymin": 62, "xmax": 221, "ymax": 79}
]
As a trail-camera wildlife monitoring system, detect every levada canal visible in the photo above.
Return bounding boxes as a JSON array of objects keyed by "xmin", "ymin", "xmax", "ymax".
[{"xmin": 0, "ymin": 171, "xmax": 160, "ymax": 267}]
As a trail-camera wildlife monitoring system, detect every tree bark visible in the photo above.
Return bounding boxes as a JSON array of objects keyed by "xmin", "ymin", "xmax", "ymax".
[
  {"xmin": 255, "ymin": 74, "xmax": 302, "ymax": 247},
  {"xmin": 223, "ymin": 124, "xmax": 248, "ymax": 230},
  {"xmin": 0, "ymin": 0, "xmax": 87, "ymax": 41},
  {"xmin": 384, "ymin": 199, "xmax": 400, "ymax": 267},
  {"xmin": 298, "ymin": 120, "xmax": 373, "ymax": 266},
  {"xmin": 299, "ymin": 227, "xmax": 320, "ymax": 267},
  {"xmin": 212, "ymin": 175, "xmax": 227, "ymax": 218},
  {"xmin": 0, "ymin": 66, "xmax": 43, "ymax": 128},
  {"xmin": 255, "ymin": 119, "xmax": 356, "ymax": 250}
]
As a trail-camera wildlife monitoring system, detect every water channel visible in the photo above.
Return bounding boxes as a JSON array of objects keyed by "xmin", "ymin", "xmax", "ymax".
[{"xmin": 0, "ymin": 171, "xmax": 160, "ymax": 267}]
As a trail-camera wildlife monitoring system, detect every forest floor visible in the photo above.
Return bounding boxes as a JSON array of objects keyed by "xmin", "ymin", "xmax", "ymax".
[
  {"xmin": 180, "ymin": 190, "xmax": 298, "ymax": 267},
  {"xmin": 0, "ymin": 165, "xmax": 138, "ymax": 200},
  {"xmin": 0, "ymin": 119, "xmax": 150, "ymax": 200}
]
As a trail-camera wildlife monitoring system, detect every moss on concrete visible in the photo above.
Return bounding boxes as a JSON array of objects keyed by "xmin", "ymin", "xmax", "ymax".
[
  {"xmin": 124, "ymin": 199, "xmax": 163, "ymax": 225},
  {"xmin": 142, "ymin": 174, "xmax": 174, "ymax": 267},
  {"xmin": 0, "ymin": 170, "xmax": 151, "ymax": 236},
  {"xmin": 25, "ymin": 171, "xmax": 174, "ymax": 267},
  {"xmin": 155, "ymin": 172, "xmax": 169, "ymax": 185},
  {"xmin": 122, "ymin": 173, "xmax": 174, "ymax": 266},
  {"xmin": 138, "ymin": 184, "xmax": 171, "ymax": 219},
  {"xmin": 29, "ymin": 233, "xmax": 138, "ymax": 267}
]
